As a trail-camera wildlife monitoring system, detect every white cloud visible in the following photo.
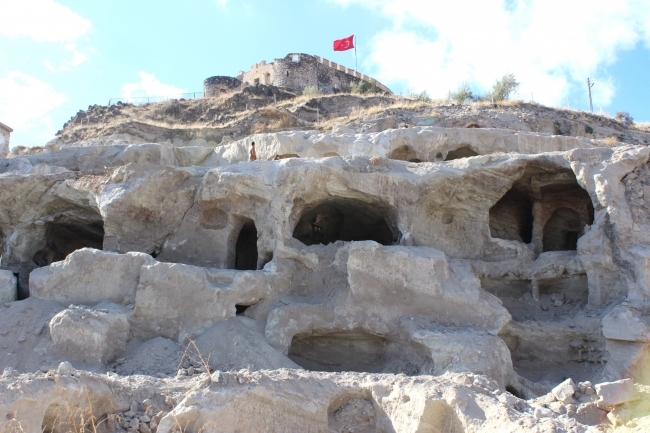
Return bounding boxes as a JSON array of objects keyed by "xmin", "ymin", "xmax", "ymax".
[
  {"xmin": 217, "ymin": 0, "xmax": 229, "ymax": 7},
  {"xmin": 0, "ymin": 0, "xmax": 92, "ymax": 42},
  {"xmin": 332, "ymin": 0, "xmax": 650, "ymax": 107},
  {"xmin": 0, "ymin": 71, "xmax": 67, "ymax": 143},
  {"xmin": 121, "ymin": 72, "xmax": 186, "ymax": 100},
  {"xmin": 44, "ymin": 43, "xmax": 89, "ymax": 72}
]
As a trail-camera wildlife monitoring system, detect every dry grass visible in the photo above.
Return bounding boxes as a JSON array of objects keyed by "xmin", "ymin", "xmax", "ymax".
[
  {"xmin": 178, "ymin": 330, "xmax": 212, "ymax": 380},
  {"xmin": 253, "ymin": 108, "xmax": 300, "ymax": 133},
  {"xmin": 604, "ymin": 136, "xmax": 618, "ymax": 147},
  {"xmin": 636, "ymin": 122, "xmax": 650, "ymax": 132}
]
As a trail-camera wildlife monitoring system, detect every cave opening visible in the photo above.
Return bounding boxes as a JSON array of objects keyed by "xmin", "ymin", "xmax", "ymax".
[
  {"xmin": 445, "ymin": 146, "xmax": 479, "ymax": 161},
  {"xmin": 543, "ymin": 207, "xmax": 582, "ymax": 251},
  {"xmin": 387, "ymin": 145, "xmax": 420, "ymax": 162},
  {"xmin": 292, "ymin": 199, "xmax": 399, "ymax": 246},
  {"xmin": 235, "ymin": 304, "xmax": 251, "ymax": 315},
  {"xmin": 489, "ymin": 167, "xmax": 594, "ymax": 251},
  {"xmin": 235, "ymin": 219, "xmax": 258, "ymax": 270},
  {"xmin": 539, "ymin": 182, "xmax": 594, "ymax": 252},
  {"xmin": 32, "ymin": 218, "xmax": 104, "ymax": 267},
  {"xmin": 489, "ymin": 187, "xmax": 534, "ymax": 244},
  {"xmin": 288, "ymin": 333, "xmax": 390, "ymax": 373}
]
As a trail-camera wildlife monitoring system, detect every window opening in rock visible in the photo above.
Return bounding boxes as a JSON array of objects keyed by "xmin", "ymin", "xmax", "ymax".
[
  {"xmin": 542, "ymin": 207, "xmax": 582, "ymax": 251},
  {"xmin": 235, "ymin": 220, "xmax": 258, "ymax": 270},
  {"xmin": 444, "ymin": 146, "xmax": 479, "ymax": 161},
  {"xmin": 264, "ymin": 73, "xmax": 271, "ymax": 85},
  {"xmin": 292, "ymin": 199, "xmax": 399, "ymax": 246},
  {"xmin": 235, "ymin": 304, "xmax": 251, "ymax": 315},
  {"xmin": 32, "ymin": 219, "xmax": 104, "ymax": 267},
  {"xmin": 253, "ymin": 78, "xmax": 260, "ymax": 85},
  {"xmin": 288, "ymin": 333, "xmax": 390, "ymax": 373},
  {"xmin": 489, "ymin": 188, "xmax": 534, "ymax": 244},
  {"xmin": 292, "ymin": 55, "xmax": 300, "ymax": 62}
]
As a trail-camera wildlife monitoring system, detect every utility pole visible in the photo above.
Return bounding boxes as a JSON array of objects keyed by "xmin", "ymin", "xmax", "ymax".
[{"xmin": 587, "ymin": 78, "xmax": 595, "ymax": 113}]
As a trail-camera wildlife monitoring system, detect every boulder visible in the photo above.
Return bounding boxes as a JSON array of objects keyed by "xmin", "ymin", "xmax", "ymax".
[
  {"xmin": 30, "ymin": 249, "xmax": 154, "ymax": 305},
  {"xmin": 347, "ymin": 243, "xmax": 510, "ymax": 332},
  {"xmin": 595, "ymin": 379, "xmax": 639, "ymax": 408},
  {"xmin": 602, "ymin": 305, "xmax": 650, "ymax": 342},
  {"xmin": 551, "ymin": 378, "xmax": 577, "ymax": 404},
  {"xmin": 0, "ymin": 270, "xmax": 17, "ymax": 303},
  {"xmin": 49, "ymin": 302, "xmax": 130, "ymax": 365}
]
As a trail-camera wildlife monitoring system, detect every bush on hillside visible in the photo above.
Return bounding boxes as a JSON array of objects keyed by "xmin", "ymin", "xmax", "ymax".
[
  {"xmin": 407, "ymin": 90, "xmax": 431, "ymax": 102},
  {"xmin": 350, "ymin": 80, "xmax": 378, "ymax": 95},
  {"xmin": 616, "ymin": 111, "xmax": 634, "ymax": 126},
  {"xmin": 302, "ymin": 85, "xmax": 322, "ymax": 96},
  {"xmin": 450, "ymin": 82, "xmax": 475, "ymax": 103}
]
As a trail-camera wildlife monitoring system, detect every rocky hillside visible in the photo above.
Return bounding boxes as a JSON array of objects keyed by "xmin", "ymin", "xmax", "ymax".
[
  {"xmin": 10, "ymin": 90, "xmax": 650, "ymax": 156},
  {"xmin": 1, "ymin": 90, "xmax": 650, "ymax": 432}
]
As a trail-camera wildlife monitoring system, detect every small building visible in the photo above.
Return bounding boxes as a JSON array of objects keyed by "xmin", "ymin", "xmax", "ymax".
[
  {"xmin": 204, "ymin": 53, "xmax": 392, "ymax": 97},
  {"xmin": 0, "ymin": 122, "xmax": 12, "ymax": 158}
]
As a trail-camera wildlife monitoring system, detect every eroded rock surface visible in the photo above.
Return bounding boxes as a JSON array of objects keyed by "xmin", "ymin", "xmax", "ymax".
[{"xmin": 1, "ymin": 96, "xmax": 650, "ymax": 431}]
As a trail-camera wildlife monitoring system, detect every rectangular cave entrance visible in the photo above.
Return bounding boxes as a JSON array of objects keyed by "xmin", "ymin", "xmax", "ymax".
[
  {"xmin": 292, "ymin": 198, "xmax": 400, "ymax": 246},
  {"xmin": 234, "ymin": 219, "xmax": 258, "ymax": 270},
  {"xmin": 32, "ymin": 217, "xmax": 104, "ymax": 267},
  {"xmin": 288, "ymin": 332, "xmax": 390, "ymax": 373}
]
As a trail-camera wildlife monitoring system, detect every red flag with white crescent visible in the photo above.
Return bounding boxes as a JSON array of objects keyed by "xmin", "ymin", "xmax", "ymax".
[{"xmin": 333, "ymin": 35, "xmax": 355, "ymax": 51}]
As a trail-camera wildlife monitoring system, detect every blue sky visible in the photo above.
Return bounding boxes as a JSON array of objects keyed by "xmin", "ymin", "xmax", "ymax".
[{"xmin": 1, "ymin": 0, "xmax": 649, "ymax": 147}]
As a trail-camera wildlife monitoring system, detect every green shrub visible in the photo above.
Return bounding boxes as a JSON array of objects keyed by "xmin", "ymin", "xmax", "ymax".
[
  {"xmin": 350, "ymin": 80, "xmax": 377, "ymax": 95},
  {"xmin": 450, "ymin": 82, "xmax": 475, "ymax": 103},
  {"xmin": 585, "ymin": 125, "xmax": 594, "ymax": 134},
  {"xmin": 302, "ymin": 85, "xmax": 322, "ymax": 96},
  {"xmin": 407, "ymin": 90, "xmax": 431, "ymax": 102}
]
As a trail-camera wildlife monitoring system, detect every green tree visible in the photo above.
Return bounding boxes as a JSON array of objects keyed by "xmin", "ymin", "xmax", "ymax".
[
  {"xmin": 450, "ymin": 82, "xmax": 475, "ymax": 103},
  {"xmin": 488, "ymin": 73, "xmax": 519, "ymax": 101}
]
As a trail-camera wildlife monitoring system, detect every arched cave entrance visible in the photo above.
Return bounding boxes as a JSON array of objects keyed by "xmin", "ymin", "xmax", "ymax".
[
  {"xmin": 489, "ymin": 167, "xmax": 594, "ymax": 252},
  {"xmin": 387, "ymin": 145, "xmax": 421, "ymax": 163},
  {"xmin": 235, "ymin": 219, "xmax": 258, "ymax": 270},
  {"xmin": 489, "ymin": 187, "xmax": 534, "ymax": 244},
  {"xmin": 445, "ymin": 146, "xmax": 479, "ymax": 161},
  {"xmin": 32, "ymin": 217, "xmax": 104, "ymax": 267},
  {"xmin": 292, "ymin": 198, "xmax": 399, "ymax": 246}
]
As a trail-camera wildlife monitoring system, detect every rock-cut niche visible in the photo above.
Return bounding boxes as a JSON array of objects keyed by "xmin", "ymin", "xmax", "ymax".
[
  {"xmin": 489, "ymin": 167, "xmax": 594, "ymax": 251},
  {"xmin": 32, "ymin": 215, "xmax": 105, "ymax": 267},
  {"xmin": 445, "ymin": 146, "xmax": 479, "ymax": 161},
  {"xmin": 292, "ymin": 198, "xmax": 400, "ymax": 246}
]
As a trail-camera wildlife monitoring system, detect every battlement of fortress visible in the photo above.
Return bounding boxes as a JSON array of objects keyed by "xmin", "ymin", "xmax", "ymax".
[{"xmin": 204, "ymin": 53, "xmax": 392, "ymax": 96}]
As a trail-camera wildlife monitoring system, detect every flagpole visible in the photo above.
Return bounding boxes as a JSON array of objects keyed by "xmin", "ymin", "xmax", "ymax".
[{"xmin": 355, "ymin": 35, "xmax": 357, "ymax": 72}]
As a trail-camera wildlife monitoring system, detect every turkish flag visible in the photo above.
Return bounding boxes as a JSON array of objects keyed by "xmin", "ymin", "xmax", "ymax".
[{"xmin": 333, "ymin": 35, "xmax": 355, "ymax": 51}]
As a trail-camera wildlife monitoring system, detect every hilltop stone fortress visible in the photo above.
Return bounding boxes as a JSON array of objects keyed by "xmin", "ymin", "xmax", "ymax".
[
  {"xmin": 2, "ymin": 94, "xmax": 650, "ymax": 431},
  {"xmin": 204, "ymin": 53, "xmax": 392, "ymax": 96}
]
